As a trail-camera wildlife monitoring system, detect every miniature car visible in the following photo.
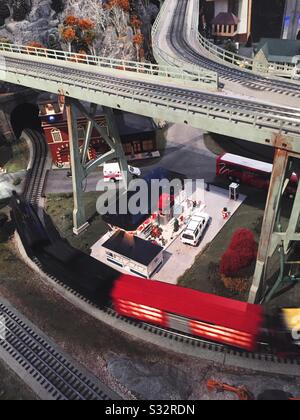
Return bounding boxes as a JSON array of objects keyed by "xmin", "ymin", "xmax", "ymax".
[{"xmin": 181, "ymin": 211, "xmax": 210, "ymax": 246}]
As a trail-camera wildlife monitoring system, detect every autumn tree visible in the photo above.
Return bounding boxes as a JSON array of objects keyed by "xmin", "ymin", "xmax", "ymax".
[
  {"xmin": 60, "ymin": 15, "xmax": 98, "ymax": 54},
  {"xmin": 106, "ymin": 0, "xmax": 130, "ymax": 37},
  {"xmin": 66, "ymin": 0, "xmax": 109, "ymax": 32},
  {"xmin": 78, "ymin": 19, "xmax": 96, "ymax": 55},
  {"xmin": 61, "ymin": 26, "xmax": 76, "ymax": 52},
  {"xmin": 219, "ymin": 228, "xmax": 257, "ymax": 294},
  {"xmin": 130, "ymin": 15, "xmax": 142, "ymax": 35},
  {"xmin": 133, "ymin": 33, "xmax": 144, "ymax": 61}
]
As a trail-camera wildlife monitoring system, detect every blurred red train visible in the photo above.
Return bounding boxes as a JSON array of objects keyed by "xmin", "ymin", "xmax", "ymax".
[{"xmin": 112, "ymin": 275, "xmax": 264, "ymax": 351}]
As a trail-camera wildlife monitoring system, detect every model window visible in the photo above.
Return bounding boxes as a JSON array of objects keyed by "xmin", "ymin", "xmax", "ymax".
[
  {"xmin": 133, "ymin": 142, "xmax": 142, "ymax": 153},
  {"xmin": 123, "ymin": 143, "xmax": 133, "ymax": 155},
  {"xmin": 142, "ymin": 140, "xmax": 153, "ymax": 152},
  {"xmin": 51, "ymin": 129, "xmax": 63, "ymax": 143},
  {"xmin": 182, "ymin": 233, "xmax": 194, "ymax": 241},
  {"xmin": 78, "ymin": 127, "xmax": 85, "ymax": 140}
]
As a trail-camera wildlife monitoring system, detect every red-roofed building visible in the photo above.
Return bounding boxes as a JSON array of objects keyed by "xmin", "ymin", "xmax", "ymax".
[{"xmin": 38, "ymin": 96, "xmax": 158, "ymax": 168}]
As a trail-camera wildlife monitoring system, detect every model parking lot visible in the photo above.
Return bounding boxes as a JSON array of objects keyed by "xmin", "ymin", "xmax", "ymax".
[{"xmin": 91, "ymin": 185, "xmax": 246, "ymax": 284}]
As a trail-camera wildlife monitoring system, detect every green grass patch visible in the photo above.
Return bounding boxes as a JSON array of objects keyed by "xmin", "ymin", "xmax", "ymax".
[
  {"xmin": 46, "ymin": 192, "xmax": 108, "ymax": 253},
  {"xmin": 178, "ymin": 194, "xmax": 266, "ymax": 301}
]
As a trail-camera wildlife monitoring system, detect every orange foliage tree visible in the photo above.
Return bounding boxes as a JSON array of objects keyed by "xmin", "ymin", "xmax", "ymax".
[
  {"xmin": 60, "ymin": 15, "xmax": 97, "ymax": 54},
  {"xmin": 130, "ymin": 15, "xmax": 142, "ymax": 34},
  {"xmin": 61, "ymin": 26, "xmax": 76, "ymax": 52},
  {"xmin": 133, "ymin": 33, "xmax": 144, "ymax": 61},
  {"xmin": 106, "ymin": 0, "xmax": 130, "ymax": 37}
]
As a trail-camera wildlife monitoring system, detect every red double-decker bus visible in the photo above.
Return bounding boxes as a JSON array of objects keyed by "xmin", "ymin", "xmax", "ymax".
[{"xmin": 216, "ymin": 153, "xmax": 298, "ymax": 193}]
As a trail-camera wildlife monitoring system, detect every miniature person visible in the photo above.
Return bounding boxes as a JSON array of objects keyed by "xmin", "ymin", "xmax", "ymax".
[{"xmin": 222, "ymin": 207, "xmax": 229, "ymax": 219}]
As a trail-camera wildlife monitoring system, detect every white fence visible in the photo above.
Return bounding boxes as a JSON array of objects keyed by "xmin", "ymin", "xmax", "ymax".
[{"xmin": 197, "ymin": 32, "xmax": 300, "ymax": 80}]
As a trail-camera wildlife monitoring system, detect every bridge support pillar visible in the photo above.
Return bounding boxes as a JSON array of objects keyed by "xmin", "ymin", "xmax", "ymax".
[
  {"xmin": 66, "ymin": 98, "xmax": 131, "ymax": 235},
  {"xmin": 66, "ymin": 99, "xmax": 88, "ymax": 235},
  {"xmin": 249, "ymin": 149, "xmax": 300, "ymax": 303}
]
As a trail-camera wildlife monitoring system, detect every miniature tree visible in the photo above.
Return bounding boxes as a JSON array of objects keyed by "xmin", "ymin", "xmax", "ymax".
[
  {"xmin": 131, "ymin": 15, "xmax": 142, "ymax": 35},
  {"xmin": 133, "ymin": 33, "xmax": 144, "ymax": 61},
  {"xmin": 60, "ymin": 16, "xmax": 98, "ymax": 54},
  {"xmin": 220, "ymin": 228, "xmax": 257, "ymax": 293},
  {"xmin": 61, "ymin": 26, "xmax": 76, "ymax": 52},
  {"xmin": 48, "ymin": 33, "xmax": 62, "ymax": 51},
  {"xmin": 51, "ymin": 0, "xmax": 65, "ymax": 14},
  {"xmin": 220, "ymin": 228, "xmax": 257, "ymax": 277},
  {"xmin": 79, "ymin": 19, "xmax": 96, "ymax": 55},
  {"xmin": 106, "ymin": 0, "xmax": 130, "ymax": 37},
  {"xmin": 173, "ymin": 218, "xmax": 179, "ymax": 233},
  {"xmin": 0, "ymin": 1, "xmax": 10, "ymax": 27}
]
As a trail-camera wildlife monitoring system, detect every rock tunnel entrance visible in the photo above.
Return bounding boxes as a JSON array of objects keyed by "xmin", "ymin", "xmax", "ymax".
[{"xmin": 10, "ymin": 103, "xmax": 42, "ymax": 139}]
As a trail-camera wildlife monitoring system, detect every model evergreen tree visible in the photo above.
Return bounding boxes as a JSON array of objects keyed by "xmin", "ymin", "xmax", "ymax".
[
  {"xmin": 48, "ymin": 33, "xmax": 62, "ymax": 51},
  {"xmin": 51, "ymin": 0, "xmax": 65, "ymax": 14},
  {"xmin": 0, "ymin": 1, "xmax": 10, "ymax": 26}
]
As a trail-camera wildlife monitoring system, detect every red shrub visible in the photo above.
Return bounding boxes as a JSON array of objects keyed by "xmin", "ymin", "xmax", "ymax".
[
  {"xmin": 220, "ymin": 250, "xmax": 241, "ymax": 277},
  {"xmin": 220, "ymin": 229, "xmax": 257, "ymax": 277}
]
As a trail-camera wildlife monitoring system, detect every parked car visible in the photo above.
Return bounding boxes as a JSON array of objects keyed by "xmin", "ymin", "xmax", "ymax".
[
  {"xmin": 103, "ymin": 162, "xmax": 141, "ymax": 182},
  {"xmin": 181, "ymin": 211, "xmax": 210, "ymax": 246}
]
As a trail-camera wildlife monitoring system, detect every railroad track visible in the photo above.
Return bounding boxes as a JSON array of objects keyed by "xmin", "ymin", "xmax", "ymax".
[
  {"xmin": 1, "ymin": 130, "xmax": 120, "ymax": 400},
  {"xmin": 168, "ymin": 0, "xmax": 300, "ymax": 98},
  {"xmin": 4, "ymin": 56, "xmax": 300, "ymax": 139},
  {"xmin": 0, "ymin": 300, "xmax": 118, "ymax": 400},
  {"xmin": 22, "ymin": 129, "xmax": 48, "ymax": 206}
]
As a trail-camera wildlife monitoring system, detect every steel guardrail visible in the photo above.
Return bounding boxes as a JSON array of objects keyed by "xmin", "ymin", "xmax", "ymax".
[
  {"xmin": 0, "ymin": 40, "xmax": 214, "ymax": 88},
  {"xmin": 197, "ymin": 30, "xmax": 300, "ymax": 80}
]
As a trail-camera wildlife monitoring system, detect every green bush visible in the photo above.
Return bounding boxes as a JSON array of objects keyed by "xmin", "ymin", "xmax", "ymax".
[{"xmin": 13, "ymin": 177, "xmax": 22, "ymax": 186}]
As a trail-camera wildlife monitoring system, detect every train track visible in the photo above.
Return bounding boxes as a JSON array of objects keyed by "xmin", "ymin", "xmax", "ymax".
[
  {"xmin": 0, "ymin": 300, "xmax": 118, "ymax": 400},
  {"xmin": 1, "ymin": 130, "xmax": 120, "ymax": 400},
  {"xmin": 168, "ymin": 0, "xmax": 300, "ymax": 98},
  {"xmin": 3, "ymin": 56, "xmax": 300, "ymax": 139},
  {"xmin": 22, "ymin": 129, "xmax": 48, "ymax": 205}
]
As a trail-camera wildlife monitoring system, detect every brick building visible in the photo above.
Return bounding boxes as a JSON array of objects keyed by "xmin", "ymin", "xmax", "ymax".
[{"xmin": 38, "ymin": 97, "xmax": 157, "ymax": 168}]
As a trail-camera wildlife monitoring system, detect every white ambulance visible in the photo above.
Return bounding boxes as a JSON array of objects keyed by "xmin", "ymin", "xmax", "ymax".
[{"xmin": 103, "ymin": 162, "xmax": 141, "ymax": 182}]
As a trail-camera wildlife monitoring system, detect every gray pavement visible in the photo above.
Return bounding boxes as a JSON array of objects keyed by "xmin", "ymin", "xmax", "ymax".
[{"xmin": 44, "ymin": 124, "xmax": 216, "ymax": 196}]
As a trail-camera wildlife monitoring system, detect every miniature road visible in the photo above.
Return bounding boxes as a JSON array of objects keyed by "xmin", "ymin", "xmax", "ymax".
[{"xmin": 45, "ymin": 124, "xmax": 216, "ymax": 195}]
